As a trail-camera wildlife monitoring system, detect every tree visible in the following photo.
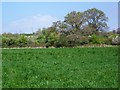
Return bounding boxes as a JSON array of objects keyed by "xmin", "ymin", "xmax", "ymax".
[
  {"xmin": 52, "ymin": 21, "xmax": 69, "ymax": 35},
  {"xmin": 65, "ymin": 34, "xmax": 82, "ymax": 47},
  {"xmin": 17, "ymin": 35, "xmax": 28, "ymax": 47},
  {"xmin": 37, "ymin": 27, "xmax": 60, "ymax": 48},
  {"xmin": 37, "ymin": 28, "xmax": 49, "ymax": 47},
  {"xmin": 81, "ymin": 26, "xmax": 95, "ymax": 36},
  {"xmin": 2, "ymin": 37, "xmax": 9, "ymax": 48},
  {"xmin": 64, "ymin": 11, "xmax": 84, "ymax": 31},
  {"xmin": 2, "ymin": 34, "xmax": 18, "ymax": 47},
  {"xmin": 83, "ymin": 8, "xmax": 108, "ymax": 33}
]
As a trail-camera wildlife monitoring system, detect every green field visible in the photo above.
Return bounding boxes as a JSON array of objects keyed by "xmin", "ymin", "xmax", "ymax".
[{"xmin": 2, "ymin": 47, "xmax": 118, "ymax": 88}]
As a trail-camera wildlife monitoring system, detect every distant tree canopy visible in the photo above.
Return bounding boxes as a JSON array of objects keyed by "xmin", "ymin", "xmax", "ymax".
[
  {"xmin": 64, "ymin": 11, "xmax": 84, "ymax": 30},
  {"xmin": 2, "ymin": 8, "xmax": 120, "ymax": 48},
  {"xmin": 83, "ymin": 8, "xmax": 108, "ymax": 32}
]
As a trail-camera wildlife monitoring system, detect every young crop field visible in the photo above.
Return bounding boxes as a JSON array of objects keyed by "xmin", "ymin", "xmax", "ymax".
[{"xmin": 2, "ymin": 47, "xmax": 119, "ymax": 88}]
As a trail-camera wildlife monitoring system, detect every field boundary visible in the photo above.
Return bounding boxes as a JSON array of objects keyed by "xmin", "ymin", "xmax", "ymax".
[{"xmin": 1, "ymin": 45, "xmax": 119, "ymax": 49}]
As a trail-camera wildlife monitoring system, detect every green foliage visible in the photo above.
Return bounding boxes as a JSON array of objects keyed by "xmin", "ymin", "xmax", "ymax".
[
  {"xmin": 55, "ymin": 34, "xmax": 67, "ymax": 47},
  {"xmin": 64, "ymin": 11, "xmax": 84, "ymax": 30},
  {"xmin": 2, "ymin": 34, "xmax": 38, "ymax": 48},
  {"xmin": 2, "ymin": 47, "xmax": 118, "ymax": 88},
  {"xmin": 80, "ymin": 36, "xmax": 90, "ymax": 45},
  {"xmin": 82, "ymin": 26, "xmax": 96, "ymax": 36},
  {"xmin": 27, "ymin": 36, "xmax": 37, "ymax": 47},
  {"xmin": 37, "ymin": 28, "xmax": 60, "ymax": 47},
  {"xmin": 17, "ymin": 35, "xmax": 28, "ymax": 47},
  {"xmin": 2, "ymin": 36, "xmax": 17, "ymax": 47},
  {"xmin": 112, "ymin": 36, "xmax": 120, "ymax": 45},
  {"xmin": 90, "ymin": 34, "xmax": 106, "ymax": 44},
  {"xmin": 65, "ymin": 34, "xmax": 81, "ymax": 47},
  {"xmin": 83, "ymin": 8, "xmax": 108, "ymax": 32}
]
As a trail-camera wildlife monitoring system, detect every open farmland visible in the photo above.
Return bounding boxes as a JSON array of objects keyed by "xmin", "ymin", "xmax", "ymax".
[{"xmin": 2, "ymin": 47, "xmax": 118, "ymax": 88}]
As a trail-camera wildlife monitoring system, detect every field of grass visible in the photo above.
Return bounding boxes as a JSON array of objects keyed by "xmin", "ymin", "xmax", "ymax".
[{"xmin": 2, "ymin": 47, "xmax": 118, "ymax": 88}]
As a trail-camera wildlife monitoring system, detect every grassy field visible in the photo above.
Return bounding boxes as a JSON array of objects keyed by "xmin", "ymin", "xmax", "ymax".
[{"xmin": 2, "ymin": 47, "xmax": 118, "ymax": 88}]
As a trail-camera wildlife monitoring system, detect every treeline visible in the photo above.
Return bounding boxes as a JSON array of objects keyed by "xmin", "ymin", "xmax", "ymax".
[{"xmin": 2, "ymin": 8, "xmax": 120, "ymax": 48}]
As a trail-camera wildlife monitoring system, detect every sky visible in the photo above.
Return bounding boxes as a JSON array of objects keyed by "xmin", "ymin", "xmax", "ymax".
[{"xmin": 2, "ymin": 2, "xmax": 118, "ymax": 34}]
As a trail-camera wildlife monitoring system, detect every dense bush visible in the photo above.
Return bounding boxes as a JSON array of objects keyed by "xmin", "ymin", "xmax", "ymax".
[
  {"xmin": 112, "ymin": 36, "xmax": 120, "ymax": 45},
  {"xmin": 90, "ymin": 34, "xmax": 106, "ymax": 44}
]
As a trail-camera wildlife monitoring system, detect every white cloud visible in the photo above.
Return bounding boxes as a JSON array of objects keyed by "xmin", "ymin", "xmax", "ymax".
[{"xmin": 3, "ymin": 14, "xmax": 59, "ymax": 33}]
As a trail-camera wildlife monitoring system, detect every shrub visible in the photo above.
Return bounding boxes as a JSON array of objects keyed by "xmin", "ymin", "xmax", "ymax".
[
  {"xmin": 80, "ymin": 36, "xmax": 89, "ymax": 45},
  {"xmin": 90, "ymin": 34, "xmax": 106, "ymax": 44},
  {"xmin": 112, "ymin": 36, "xmax": 120, "ymax": 45}
]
